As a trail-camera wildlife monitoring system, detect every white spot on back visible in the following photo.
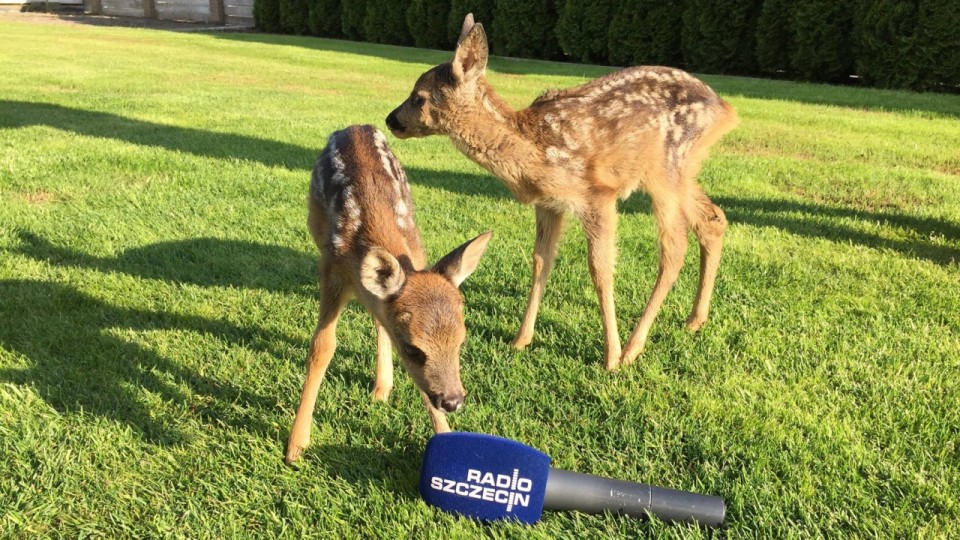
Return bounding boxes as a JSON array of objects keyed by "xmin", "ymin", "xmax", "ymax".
[
  {"xmin": 343, "ymin": 190, "xmax": 360, "ymax": 221},
  {"xmin": 546, "ymin": 147, "xmax": 570, "ymax": 162},
  {"xmin": 395, "ymin": 199, "xmax": 408, "ymax": 229}
]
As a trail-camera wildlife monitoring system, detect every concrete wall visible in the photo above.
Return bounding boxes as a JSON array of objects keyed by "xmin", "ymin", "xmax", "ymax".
[{"xmin": 83, "ymin": 0, "xmax": 251, "ymax": 24}]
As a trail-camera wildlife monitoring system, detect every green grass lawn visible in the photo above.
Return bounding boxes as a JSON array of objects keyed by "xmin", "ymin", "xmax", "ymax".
[{"xmin": 1, "ymin": 16, "xmax": 958, "ymax": 538}]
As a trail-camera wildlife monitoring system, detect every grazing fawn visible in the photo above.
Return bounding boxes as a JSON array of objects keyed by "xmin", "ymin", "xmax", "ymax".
[
  {"xmin": 286, "ymin": 125, "xmax": 492, "ymax": 465},
  {"xmin": 386, "ymin": 14, "xmax": 738, "ymax": 371}
]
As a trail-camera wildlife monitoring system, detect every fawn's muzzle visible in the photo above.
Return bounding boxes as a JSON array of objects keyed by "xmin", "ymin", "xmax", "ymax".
[
  {"xmin": 430, "ymin": 392, "xmax": 465, "ymax": 413},
  {"xmin": 385, "ymin": 110, "xmax": 404, "ymax": 133}
]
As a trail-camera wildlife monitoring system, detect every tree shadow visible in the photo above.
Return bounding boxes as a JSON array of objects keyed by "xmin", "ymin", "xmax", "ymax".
[
  {"xmin": 11, "ymin": 230, "xmax": 317, "ymax": 296},
  {"xmin": 7, "ymin": 99, "xmax": 954, "ymax": 270},
  {"xmin": 404, "ymin": 167, "xmax": 511, "ymax": 201},
  {"xmin": 609, "ymin": 193, "xmax": 959, "ymax": 267},
  {"xmin": 0, "ymin": 279, "xmax": 293, "ymax": 444},
  {"xmin": 0, "ymin": 99, "xmax": 316, "ymax": 170},
  {"xmin": 5, "ymin": 231, "xmax": 429, "ymax": 424},
  {"xmin": 712, "ymin": 196, "xmax": 959, "ymax": 266},
  {"xmin": 0, "ymin": 99, "xmax": 511, "ymax": 195},
  {"xmin": 295, "ymin": 440, "xmax": 423, "ymax": 502}
]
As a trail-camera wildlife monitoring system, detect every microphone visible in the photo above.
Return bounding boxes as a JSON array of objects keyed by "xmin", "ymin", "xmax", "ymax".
[{"xmin": 419, "ymin": 432, "xmax": 725, "ymax": 527}]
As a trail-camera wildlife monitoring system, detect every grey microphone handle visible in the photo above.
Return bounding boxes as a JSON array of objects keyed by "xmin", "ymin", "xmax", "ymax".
[{"xmin": 543, "ymin": 468, "xmax": 725, "ymax": 527}]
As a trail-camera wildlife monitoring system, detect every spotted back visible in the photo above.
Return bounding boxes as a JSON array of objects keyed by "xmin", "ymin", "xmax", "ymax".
[{"xmin": 311, "ymin": 125, "xmax": 423, "ymax": 262}]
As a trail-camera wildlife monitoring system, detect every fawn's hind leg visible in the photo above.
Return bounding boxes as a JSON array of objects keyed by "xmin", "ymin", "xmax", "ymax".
[
  {"xmin": 512, "ymin": 205, "xmax": 566, "ymax": 349},
  {"xmin": 685, "ymin": 189, "xmax": 727, "ymax": 331},
  {"xmin": 621, "ymin": 193, "xmax": 689, "ymax": 367},
  {"xmin": 286, "ymin": 265, "xmax": 350, "ymax": 465}
]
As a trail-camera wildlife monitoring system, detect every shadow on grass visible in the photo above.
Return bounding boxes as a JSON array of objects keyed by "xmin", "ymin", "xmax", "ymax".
[
  {"xmin": 0, "ymin": 279, "xmax": 290, "ymax": 444},
  {"xmin": 298, "ymin": 441, "xmax": 423, "ymax": 502},
  {"xmin": 0, "ymin": 99, "xmax": 506, "ymax": 196},
  {"xmin": 618, "ymin": 194, "xmax": 959, "ymax": 266},
  {"xmin": 0, "ymin": 99, "xmax": 316, "ymax": 170},
  {"xmin": 4, "ymin": 232, "xmax": 438, "ymax": 445},
  {"xmin": 5, "ymin": 100, "xmax": 956, "ymax": 267},
  {"xmin": 712, "ymin": 196, "xmax": 960, "ymax": 266},
  {"xmin": 12, "ymin": 230, "xmax": 317, "ymax": 296}
]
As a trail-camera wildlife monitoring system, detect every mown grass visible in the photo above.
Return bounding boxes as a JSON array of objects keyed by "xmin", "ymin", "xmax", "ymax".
[{"xmin": 1, "ymin": 15, "xmax": 959, "ymax": 539}]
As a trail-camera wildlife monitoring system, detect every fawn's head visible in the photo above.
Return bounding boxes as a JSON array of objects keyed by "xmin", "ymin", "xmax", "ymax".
[
  {"xmin": 386, "ymin": 14, "xmax": 489, "ymax": 139},
  {"xmin": 358, "ymin": 231, "xmax": 492, "ymax": 412}
]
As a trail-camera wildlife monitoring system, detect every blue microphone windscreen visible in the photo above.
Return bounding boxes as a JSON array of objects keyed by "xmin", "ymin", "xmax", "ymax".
[{"xmin": 419, "ymin": 432, "xmax": 551, "ymax": 524}]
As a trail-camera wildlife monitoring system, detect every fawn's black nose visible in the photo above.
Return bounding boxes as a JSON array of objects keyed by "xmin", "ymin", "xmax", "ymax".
[
  {"xmin": 431, "ymin": 393, "xmax": 464, "ymax": 413},
  {"xmin": 385, "ymin": 110, "xmax": 403, "ymax": 132}
]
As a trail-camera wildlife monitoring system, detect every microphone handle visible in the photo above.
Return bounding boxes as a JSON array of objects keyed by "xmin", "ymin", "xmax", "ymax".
[{"xmin": 543, "ymin": 468, "xmax": 725, "ymax": 527}]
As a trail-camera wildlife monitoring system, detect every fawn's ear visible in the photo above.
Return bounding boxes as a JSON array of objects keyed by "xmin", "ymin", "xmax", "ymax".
[
  {"xmin": 457, "ymin": 13, "xmax": 475, "ymax": 44},
  {"xmin": 452, "ymin": 22, "xmax": 488, "ymax": 83},
  {"xmin": 432, "ymin": 231, "xmax": 493, "ymax": 288},
  {"xmin": 360, "ymin": 247, "xmax": 406, "ymax": 299}
]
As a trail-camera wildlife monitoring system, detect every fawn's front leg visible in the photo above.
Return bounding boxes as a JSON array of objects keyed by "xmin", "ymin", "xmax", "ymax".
[
  {"xmin": 512, "ymin": 205, "xmax": 566, "ymax": 350},
  {"xmin": 371, "ymin": 320, "xmax": 393, "ymax": 401},
  {"xmin": 420, "ymin": 391, "xmax": 451, "ymax": 434},
  {"xmin": 286, "ymin": 272, "xmax": 349, "ymax": 465},
  {"xmin": 580, "ymin": 200, "xmax": 622, "ymax": 370}
]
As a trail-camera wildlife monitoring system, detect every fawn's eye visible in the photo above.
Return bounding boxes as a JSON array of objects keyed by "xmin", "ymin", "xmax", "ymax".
[
  {"xmin": 404, "ymin": 344, "xmax": 427, "ymax": 365},
  {"xmin": 411, "ymin": 94, "xmax": 425, "ymax": 107}
]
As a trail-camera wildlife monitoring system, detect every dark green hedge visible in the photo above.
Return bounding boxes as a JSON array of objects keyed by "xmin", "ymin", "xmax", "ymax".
[
  {"xmin": 557, "ymin": 0, "xmax": 614, "ymax": 64},
  {"xmin": 606, "ymin": 0, "xmax": 683, "ymax": 67},
  {"xmin": 339, "ymin": 0, "xmax": 366, "ymax": 40},
  {"xmin": 253, "ymin": 0, "xmax": 281, "ymax": 33},
  {"xmin": 755, "ymin": 0, "xmax": 793, "ymax": 75},
  {"xmin": 682, "ymin": 0, "xmax": 763, "ymax": 75},
  {"xmin": 254, "ymin": 0, "xmax": 960, "ymax": 92},
  {"xmin": 855, "ymin": 0, "xmax": 960, "ymax": 91},
  {"xmin": 279, "ymin": 0, "xmax": 309, "ymax": 35},
  {"xmin": 408, "ymin": 0, "xmax": 452, "ymax": 49},
  {"xmin": 791, "ymin": 0, "xmax": 854, "ymax": 83},
  {"xmin": 364, "ymin": 0, "xmax": 412, "ymax": 45},
  {"xmin": 307, "ymin": 0, "xmax": 341, "ymax": 38},
  {"xmin": 491, "ymin": 0, "xmax": 561, "ymax": 60}
]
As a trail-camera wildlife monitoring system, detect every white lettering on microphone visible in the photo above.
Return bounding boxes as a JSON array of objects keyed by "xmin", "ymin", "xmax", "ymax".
[{"xmin": 429, "ymin": 468, "xmax": 535, "ymax": 512}]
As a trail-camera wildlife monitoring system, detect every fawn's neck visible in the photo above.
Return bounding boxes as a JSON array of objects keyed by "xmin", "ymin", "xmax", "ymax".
[{"xmin": 446, "ymin": 80, "xmax": 543, "ymax": 202}]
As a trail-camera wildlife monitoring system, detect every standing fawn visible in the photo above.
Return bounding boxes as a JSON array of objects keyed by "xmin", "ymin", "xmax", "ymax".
[
  {"xmin": 386, "ymin": 15, "xmax": 737, "ymax": 371},
  {"xmin": 286, "ymin": 124, "xmax": 492, "ymax": 465}
]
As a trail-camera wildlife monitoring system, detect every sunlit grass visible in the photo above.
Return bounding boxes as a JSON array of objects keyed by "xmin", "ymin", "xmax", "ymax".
[{"xmin": 1, "ymin": 16, "xmax": 958, "ymax": 538}]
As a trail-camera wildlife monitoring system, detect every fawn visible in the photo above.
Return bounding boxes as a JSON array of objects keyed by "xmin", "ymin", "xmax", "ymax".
[
  {"xmin": 386, "ymin": 14, "xmax": 738, "ymax": 371},
  {"xmin": 286, "ymin": 124, "xmax": 492, "ymax": 465}
]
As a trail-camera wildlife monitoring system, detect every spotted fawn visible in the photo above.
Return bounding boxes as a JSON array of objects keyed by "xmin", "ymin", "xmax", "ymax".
[
  {"xmin": 386, "ymin": 15, "xmax": 737, "ymax": 370},
  {"xmin": 286, "ymin": 125, "xmax": 492, "ymax": 464}
]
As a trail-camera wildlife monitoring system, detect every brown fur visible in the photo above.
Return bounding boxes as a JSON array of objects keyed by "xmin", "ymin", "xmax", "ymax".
[
  {"xmin": 286, "ymin": 125, "xmax": 492, "ymax": 464},
  {"xmin": 386, "ymin": 16, "xmax": 738, "ymax": 370}
]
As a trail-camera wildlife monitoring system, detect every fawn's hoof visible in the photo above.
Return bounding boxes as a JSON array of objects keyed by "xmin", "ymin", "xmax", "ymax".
[
  {"xmin": 685, "ymin": 315, "xmax": 707, "ymax": 332},
  {"xmin": 284, "ymin": 446, "xmax": 305, "ymax": 466},
  {"xmin": 510, "ymin": 334, "xmax": 532, "ymax": 350},
  {"xmin": 371, "ymin": 385, "xmax": 392, "ymax": 402},
  {"xmin": 619, "ymin": 345, "xmax": 643, "ymax": 368}
]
